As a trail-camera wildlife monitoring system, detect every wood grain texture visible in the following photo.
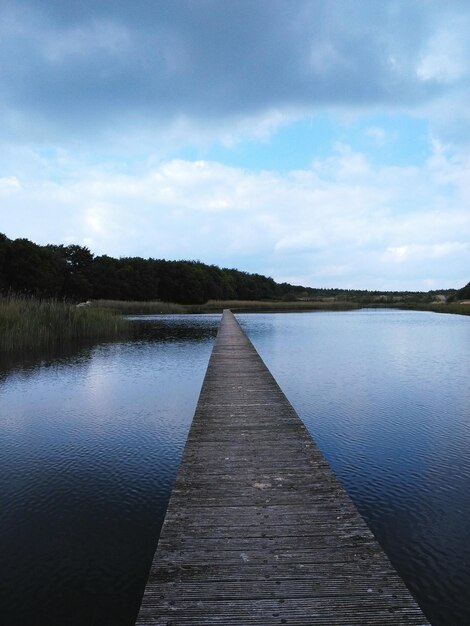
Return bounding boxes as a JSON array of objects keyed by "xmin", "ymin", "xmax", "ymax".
[{"xmin": 135, "ymin": 310, "xmax": 429, "ymax": 625}]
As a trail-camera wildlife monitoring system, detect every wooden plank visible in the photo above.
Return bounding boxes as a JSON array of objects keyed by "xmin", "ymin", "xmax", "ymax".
[{"xmin": 135, "ymin": 310, "xmax": 429, "ymax": 625}]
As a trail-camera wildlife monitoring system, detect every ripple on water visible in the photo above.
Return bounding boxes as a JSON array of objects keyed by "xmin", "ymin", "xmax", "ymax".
[
  {"xmin": 0, "ymin": 315, "xmax": 219, "ymax": 626},
  {"xmin": 1, "ymin": 310, "xmax": 469, "ymax": 626},
  {"xmin": 240, "ymin": 310, "xmax": 470, "ymax": 626}
]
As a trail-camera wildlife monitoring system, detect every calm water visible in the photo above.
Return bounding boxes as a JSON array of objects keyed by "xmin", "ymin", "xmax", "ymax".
[
  {"xmin": 0, "ymin": 315, "xmax": 220, "ymax": 626},
  {"xmin": 239, "ymin": 310, "xmax": 470, "ymax": 626},
  {"xmin": 0, "ymin": 310, "xmax": 469, "ymax": 625}
]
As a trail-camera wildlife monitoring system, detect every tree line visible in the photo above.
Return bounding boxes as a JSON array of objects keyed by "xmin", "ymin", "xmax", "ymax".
[
  {"xmin": 0, "ymin": 233, "xmax": 311, "ymax": 304},
  {"xmin": 0, "ymin": 233, "xmax": 461, "ymax": 305},
  {"xmin": 449, "ymin": 281, "xmax": 470, "ymax": 301}
]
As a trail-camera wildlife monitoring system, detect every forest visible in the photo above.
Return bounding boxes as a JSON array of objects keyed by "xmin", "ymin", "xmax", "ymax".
[
  {"xmin": 0, "ymin": 233, "xmax": 309, "ymax": 304},
  {"xmin": 0, "ymin": 233, "xmax": 459, "ymax": 305}
]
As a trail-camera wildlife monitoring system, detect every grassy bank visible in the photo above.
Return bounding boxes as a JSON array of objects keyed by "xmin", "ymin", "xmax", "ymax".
[
  {"xmin": 91, "ymin": 298, "xmax": 360, "ymax": 314},
  {"xmin": 365, "ymin": 302, "xmax": 470, "ymax": 316},
  {"xmin": 185, "ymin": 299, "xmax": 360, "ymax": 313},
  {"xmin": 2, "ymin": 295, "xmax": 466, "ymax": 354},
  {"xmin": 91, "ymin": 299, "xmax": 186, "ymax": 314},
  {"xmin": 194, "ymin": 300, "xmax": 470, "ymax": 316},
  {"xmin": 89, "ymin": 298, "xmax": 470, "ymax": 316},
  {"xmin": 0, "ymin": 295, "xmax": 129, "ymax": 352}
]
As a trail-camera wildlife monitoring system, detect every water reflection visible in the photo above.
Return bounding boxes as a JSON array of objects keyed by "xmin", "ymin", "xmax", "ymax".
[
  {"xmin": 239, "ymin": 309, "xmax": 470, "ymax": 626},
  {"xmin": 1, "ymin": 309, "xmax": 468, "ymax": 626},
  {"xmin": 127, "ymin": 313, "xmax": 220, "ymax": 343},
  {"xmin": 0, "ymin": 315, "xmax": 219, "ymax": 626},
  {"xmin": 0, "ymin": 342, "xmax": 96, "ymax": 384}
]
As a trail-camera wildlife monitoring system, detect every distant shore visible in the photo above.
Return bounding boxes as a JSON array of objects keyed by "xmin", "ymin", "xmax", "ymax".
[
  {"xmin": 2, "ymin": 296, "xmax": 468, "ymax": 354},
  {"xmin": 93, "ymin": 298, "xmax": 470, "ymax": 316}
]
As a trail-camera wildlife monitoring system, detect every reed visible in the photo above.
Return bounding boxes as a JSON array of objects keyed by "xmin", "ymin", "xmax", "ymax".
[
  {"xmin": 91, "ymin": 298, "xmax": 360, "ymax": 314},
  {"xmin": 0, "ymin": 295, "xmax": 129, "ymax": 352},
  {"xmin": 366, "ymin": 302, "xmax": 470, "ymax": 316},
  {"xmin": 185, "ymin": 299, "xmax": 360, "ymax": 313},
  {"xmin": 91, "ymin": 299, "xmax": 186, "ymax": 314}
]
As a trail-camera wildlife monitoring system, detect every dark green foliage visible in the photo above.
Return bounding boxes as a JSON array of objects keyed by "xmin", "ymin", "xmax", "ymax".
[
  {"xmin": 3, "ymin": 238, "xmax": 65, "ymax": 297},
  {"xmin": 48, "ymin": 243, "xmax": 94, "ymax": 301},
  {"xmin": 0, "ymin": 233, "xmax": 465, "ymax": 305},
  {"xmin": 0, "ymin": 233, "xmax": 298, "ymax": 304},
  {"xmin": 0, "ymin": 233, "xmax": 10, "ymax": 293},
  {"xmin": 453, "ymin": 282, "xmax": 470, "ymax": 300}
]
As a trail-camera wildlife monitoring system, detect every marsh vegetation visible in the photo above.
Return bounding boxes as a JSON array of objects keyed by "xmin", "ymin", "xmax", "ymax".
[{"xmin": 0, "ymin": 295, "xmax": 129, "ymax": 352}]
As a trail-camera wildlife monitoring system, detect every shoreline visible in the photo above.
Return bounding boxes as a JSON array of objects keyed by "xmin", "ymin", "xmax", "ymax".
[{"xmin": 96, "ymin": 298, "xmax": 470, "ymax": 317}]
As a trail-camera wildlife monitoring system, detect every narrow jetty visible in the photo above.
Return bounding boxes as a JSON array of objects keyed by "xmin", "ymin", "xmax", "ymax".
[{"xmin": 136, "ymin": 310, "xmax": 429, "ymax": 625}]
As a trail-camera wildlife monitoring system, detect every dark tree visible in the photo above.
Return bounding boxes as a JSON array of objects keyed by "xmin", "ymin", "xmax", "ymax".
[{"xmin": 3, "ymin": 237, "xmax": 64, "ymax": 297}]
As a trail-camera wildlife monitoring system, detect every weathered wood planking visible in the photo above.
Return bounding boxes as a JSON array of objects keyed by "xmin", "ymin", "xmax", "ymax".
[{"xmin": 136, "ymin": 310, "xmax": 429, "ymax": 625}]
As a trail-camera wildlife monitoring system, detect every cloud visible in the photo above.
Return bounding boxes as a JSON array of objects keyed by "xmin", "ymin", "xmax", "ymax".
[
  {"xmin": 384, "ymin": 242, "xmax": 469, "ymax": 263},
  {"xmin": 1, "ymin": 142, "xmax": 468, "ymax": 290},
  {"xmin": 1, "ymin": 0, "xmax": 469, "ymax": 146},
  {"xmin": 0, "ymin": 176, "xmax": 21, "ymax": 194},
  {"xmin": 417, "ymin": 22, "xmax": 468, "ymax": 83},
  {"xmin": 1, "ymin": 1, "xmax": 469, "ymax": 292}
]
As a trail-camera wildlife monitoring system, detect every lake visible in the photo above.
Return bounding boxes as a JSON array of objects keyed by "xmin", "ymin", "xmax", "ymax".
[{"xmin": 0, "ymin": 310, "xmax": 469, "ymax": 625}]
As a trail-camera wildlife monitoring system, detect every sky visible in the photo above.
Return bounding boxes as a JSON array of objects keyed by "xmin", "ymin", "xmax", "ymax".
[{"xmin": 0, "ymin": 0, "xmax": 469, "ymax": 291}]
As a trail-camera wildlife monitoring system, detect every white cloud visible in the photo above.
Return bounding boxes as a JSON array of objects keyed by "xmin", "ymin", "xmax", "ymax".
[
  {"xmin": 1, "ymin": 142, "xmax": 468, "ymax": 290},
  {"xmin": 417, "ymin": 25, "xmax": 468, "ymax": 83},
  {"xmin": 0, "ymin": 176, "xmax": 21, "ymax": 194},
  {"xmin": 1, "ymin": 0, "xmax": 469, "ymax": 297},
  {"xmin": 384, "ymin": 242, "xmax": 469, "ymax": 264},
  {"xmin": 312, "ymin": 143, "xmax": 373, "ymax": 180}
]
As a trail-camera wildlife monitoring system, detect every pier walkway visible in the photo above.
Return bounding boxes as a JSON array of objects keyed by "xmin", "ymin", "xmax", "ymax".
[{"xmin": 136, "ymin": 310, "xmax": 429, "ymax": 625}]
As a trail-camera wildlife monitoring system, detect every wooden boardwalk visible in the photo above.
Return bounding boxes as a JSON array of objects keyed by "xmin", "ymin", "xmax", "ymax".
[{"xmin": 136, "ymin": 310, "xmax": 429, "ymax": 625}]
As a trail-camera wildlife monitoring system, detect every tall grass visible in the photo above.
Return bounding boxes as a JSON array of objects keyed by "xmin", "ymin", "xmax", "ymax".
[
  {"xmin": 92, "ymin": 299, "xmax": 186, "ymax": 314},
  {"xmin": 91, "ymin": 298, "xmax": 360, "ymax": 314},
  {"xmin": 0, "ymin": 295, "xmax": 129, "ymax": 352},
  {"xmin": 185, "ymin": 299, "xmax": 360, "ymax": 313},
  {"xmin": 188, "ymin": 300, "xmax": 470, "ymax": 315},
  {"xmin": 366, "ymin": 302, "xmax": 470, "ymax": 316}
]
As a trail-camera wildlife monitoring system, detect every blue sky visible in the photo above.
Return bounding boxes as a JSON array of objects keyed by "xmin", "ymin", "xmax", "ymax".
[
  {"xmin": 188, "ymin": 113, "xmax": 430, "ymax": 172},
  {"xmin": 0, "ymin": 0, "xmax": 469, "ymax": 290}
]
